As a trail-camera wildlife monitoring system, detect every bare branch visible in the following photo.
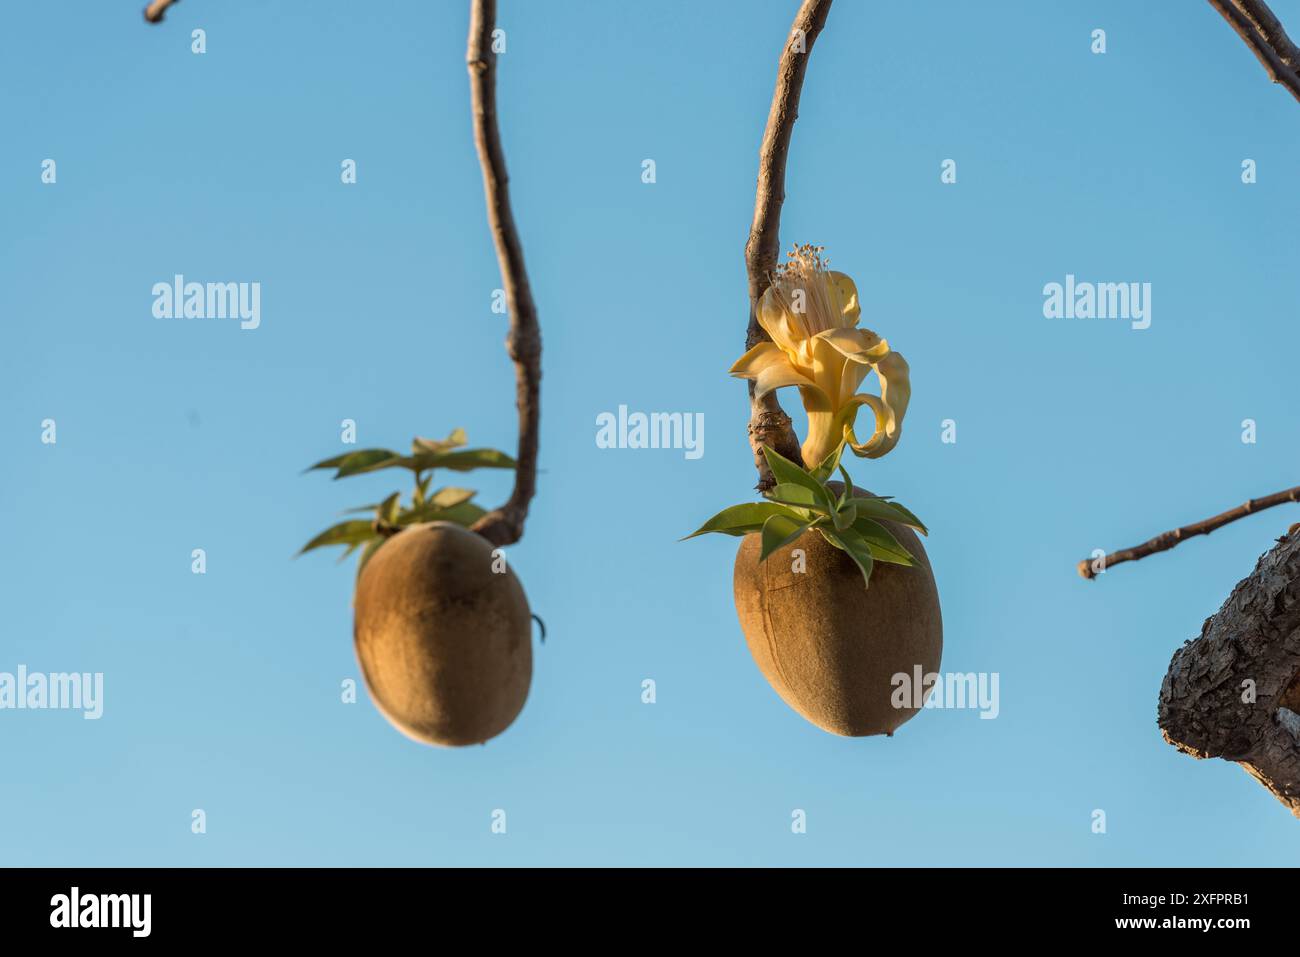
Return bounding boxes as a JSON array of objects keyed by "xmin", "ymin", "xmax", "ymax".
[
  {"xmin": 1207, "ymin": 0, "xmax": 1300, "ymax": 103},
  {"xmin": 744, "ymin": 0, "xmax": 833, "ymax": 488},
  {"xmin": 143, "ymin": 0, "xmax": 180, "ymax": 23},
  {"xmin": 465, "ymin": 0, "xmax": 541, "ymax": 548},
  {"xmin": 1077, "ymin": 485, "xmax": 1300, "ymax": 579}
]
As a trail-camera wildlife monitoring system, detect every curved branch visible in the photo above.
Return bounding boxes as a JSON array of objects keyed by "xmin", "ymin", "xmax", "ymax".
[
  {"xmin": 466, "ymin": 0, "xmax": 541, "ymax": 547},
  {"xmin": 143, "ymin": 0, "xmax": 180, "ymax": 23},
  {"xmin": 1076, "ymin": 484, "xmax": 1300, "ymax": 579},
  {"xmin": 1208, "ymin": 0, "xmax": 1300, "ymax": 103},
  {"xmin": 744, "ymin": 0, "xmax": 833, "ymax": 488}
]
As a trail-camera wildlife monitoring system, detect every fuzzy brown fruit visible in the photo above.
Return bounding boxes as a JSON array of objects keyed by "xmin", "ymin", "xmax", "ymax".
[
  {"xmin": 733, "ymin": 495, "xmax": 942, "ymax": 737},
  {"xmin": 353, "ymin": 521, "xmax": 531, "ymax": 746}
]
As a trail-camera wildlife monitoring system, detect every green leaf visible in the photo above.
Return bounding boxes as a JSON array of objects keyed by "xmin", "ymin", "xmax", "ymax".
[
  {"xmin": 436, "ymin": 502, "xmax": 488, "ymax": 526},
  {"xmin": 847, "ymin": 497, "xmax": 928, "ymax": 536},
  {"xmin": 298, "ymin": 520, "xmax": 378, "ymax": 556},
  {"xmin": 761, "ymin": 445, "xmax": 832, "ymax": 509},
  {"xmin": 810, "ymin": 438, "xmax": 847, "ymax": 484},
  {"xmin": 835, "ymin": 464, "xmax": 855, "ymax": 508},
  {"xmin": 817, "ymin": 526, "xmax": 845, "ymax": 550},
  {"xmin": 764, "ymin": 483, "xmax": 829, "ymax": 512},
  {"xmin": 830, "ymin": 501, "xmax": 857, "ymax": 532},
  {"xmin": 333, "ymin": 449, "xmax": 407, "ymax": 478},
  {"xmin": 851, "ymin": 516, "xmax": 915, "ymax": 565},
  {"xmin": 341, "ymin": 502, "xmax": 385, "ymax": 515},
  {"xmin": 398, "ymin": 500, "xmax": 488, "ymax": 528},
  {"xmin": 309, "ymin": 434, "xmax": 510, "ymax": 480},
  {"xmin": 420, "ymin": 448, "xmax": 516, "ymax": 472},
  {"xmin": 306, "ymin": 447, "xmax": 399, "ymax": 474},
  {"xmin": 413, "ymin": 428, "xmax": 468, "ymax": 455},
  {"xmin": 877, "ymin": 499, "xmax": 927, "ymax": 535},
  {"xmin": 306, "ymin": 452, "xmax": 350, "ymax": 472},
  {"xmin": 760, "ymin": 513, "xmax": 815, "ymax": 561},
  {"xmin": 415, "ymin": 473, "xmax": 433, "ymax": 505},
  {"xmin": 378, "ymin": 492, "xmax": 401, "ymax": 525},
  {"xmin": 824, "ymin": 527, "xmax": 875, "ymax": 589},
  {"xmin": 428, "ymin": 487, "xmax": 476, "ymax": 509},
  {"xmin": 683, "ymin": 502, "xmax": 804, "ymax": 540},
  {"xmin": 331, "ymin": 447, "xmax": 516, "ymax": 477}
]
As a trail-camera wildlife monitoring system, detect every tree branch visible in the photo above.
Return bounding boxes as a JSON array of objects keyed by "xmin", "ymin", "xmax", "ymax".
[
  {"xmin": 143, "ymin": 0, "xmax": 180, "ymax": 23},
  {"xmin": 1076, "ymin": 485, "xmax": 1300, "ymax": 579},
  {"xmin": 1158, "ymin": 531, "xmax": 1300, "ymax": 816},
  {"xmin": 744, "ymin": 0, "xmax": 833, "ymax": 488},
  {"xmin": 465, "ymin": 0, "xmax": 541, "ymax": 548},
  {"xmin": 1207, "ymin": 0, "xmax": 1300, "ymax": 103}
]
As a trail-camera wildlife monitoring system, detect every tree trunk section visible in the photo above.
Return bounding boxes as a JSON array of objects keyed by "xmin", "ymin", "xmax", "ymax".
[{"xmin": 1158, "ymin": 530, "xmax": 1300, "ymax": 816}]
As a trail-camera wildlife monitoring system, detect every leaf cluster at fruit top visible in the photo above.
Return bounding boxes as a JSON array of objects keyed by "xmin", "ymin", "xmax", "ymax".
[
  {"xmin": 685, "ymin": 439, "xmax": 926, "ymax": 589},
  {"xmin": 298, "ymin": 428, "xmax": 515, "ymax": 576}
]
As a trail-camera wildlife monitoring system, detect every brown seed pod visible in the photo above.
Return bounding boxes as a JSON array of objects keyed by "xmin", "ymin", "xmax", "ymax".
[
  {"xmin": 732, "ymin": 494, "xmax": 942, "ymax": 737},
  {"xmin": 353, "ymin": 522, "xmax": 531, "ymax": 746}
]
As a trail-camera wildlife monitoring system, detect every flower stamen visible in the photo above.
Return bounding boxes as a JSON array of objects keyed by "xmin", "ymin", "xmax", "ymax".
[{"xmin": 769, "ymin": 244, "xmax": 838, "ymax": 335}]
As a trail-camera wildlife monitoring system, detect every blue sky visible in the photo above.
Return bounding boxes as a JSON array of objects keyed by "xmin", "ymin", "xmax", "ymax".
[{"xmin": 3, "ymin": 0, "xmax": 1300, "ymax": 865}]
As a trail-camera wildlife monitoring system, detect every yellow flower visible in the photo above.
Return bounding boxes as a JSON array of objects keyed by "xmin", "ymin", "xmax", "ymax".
[{"xmin": 730, "ymin": 245, "xmax": 911, "ymax": 468}]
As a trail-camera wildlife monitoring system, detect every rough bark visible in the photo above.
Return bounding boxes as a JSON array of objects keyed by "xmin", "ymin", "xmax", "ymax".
[
  {"xmin": 1208, "ymin": 0, "xmax": 1300, "ymax": 102},
  {"xmin": 465, "ymin": 0, "xmax": 541, "ymax": 548},
  {"xmin": 1158, "ymin": 530, "xmax": 1300, "ymax": 816},
  {"xmin": 744, "ymin": 0, "xmax": 833, "ymax": 489}
]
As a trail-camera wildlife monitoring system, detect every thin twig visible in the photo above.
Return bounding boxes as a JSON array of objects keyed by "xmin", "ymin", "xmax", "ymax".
[
  {"xmin": 1077, "ymin": 485, "xmax": 1300, "ymax": 579},
  {"xmin": 744, "ymin": 0, "xmax": 834, "ymax": 487},
  {"xmin": 143, "ymin": 0, "xmax": 180, "ymax": 23},
  {"xmin": 1207, "ymin": 0, "xmax": 1300, "ymax": 103},
  {"xmin": 465, "ymin": 0, "xmax": 541, "ymax": 548}
]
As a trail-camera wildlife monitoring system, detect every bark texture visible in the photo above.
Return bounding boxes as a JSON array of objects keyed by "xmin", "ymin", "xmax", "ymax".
[
  {"xmin": 466, "ymin": 0, "xmax": 542, "ymax": 547},
  {"xmin": 1158, "ymin": 530, "xmax": 1300, "ymax": 816},
  {"xmin": 744, "ymin": 0, "xmax": 833, "ymax": 489},
  {"xmin": 1208, "ymin": 0, "xmax": 1300, "ymax": 102}
]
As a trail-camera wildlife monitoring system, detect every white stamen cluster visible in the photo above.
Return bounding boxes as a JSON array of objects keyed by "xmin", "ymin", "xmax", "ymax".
[{"xmin": 769, "ymin": 243, "xmax": 838, "ymax": 336}]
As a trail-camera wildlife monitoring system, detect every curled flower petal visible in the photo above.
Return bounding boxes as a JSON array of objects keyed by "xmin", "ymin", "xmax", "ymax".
[
  {"xmin": 839, "ymin": 359, "xmax": 871, "ymax": 408},
  {"xmin": 844, "ymin": 351, "xmax": 910, "ymax": 459},
  {"xmin": 813, "ymin": 328, "xmax": 890, "ymax": 408},
  {"xmin": 814, "ymin": 327, "xmax": 890, "ymax": 364},
  {"xmin": 825, "ymin": 271, "xmax": 861, "ymax": 327}
]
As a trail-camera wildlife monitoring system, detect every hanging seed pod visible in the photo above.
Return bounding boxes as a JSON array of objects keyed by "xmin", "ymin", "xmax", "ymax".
[
  {"xmin": 353, "ymin": 522, "xmax": 532, "ymax": 746},
  {"xmin": 732, "ymin": 496, "xmax": 941, "ymax": 736}
]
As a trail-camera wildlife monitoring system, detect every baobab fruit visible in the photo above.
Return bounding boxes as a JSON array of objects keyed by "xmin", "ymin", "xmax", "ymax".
[
  {"xmin": 732, "ymin": 493, "xmax": 941, "ymax": 737},
  {"xmin": 353, "ymin": 521, "xmax": 531, "ymax": 746}
]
